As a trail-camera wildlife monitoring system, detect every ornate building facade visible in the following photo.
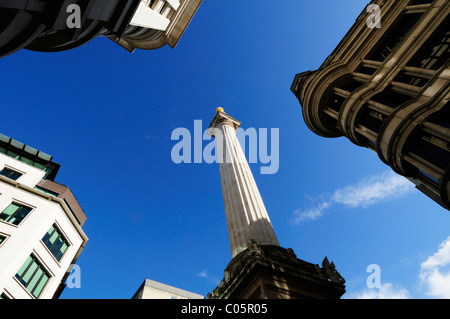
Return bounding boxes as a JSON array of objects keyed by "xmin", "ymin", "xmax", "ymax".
[
  {"xmin": 0, "ymin": 0, "xmax": 202, "ymax": 58},
  {"xmin": 291, "ymin": 0, "xmax": 449, "ymax": 210}
]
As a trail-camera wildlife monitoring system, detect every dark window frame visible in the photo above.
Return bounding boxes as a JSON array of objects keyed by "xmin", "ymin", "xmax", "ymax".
[
  {"xmin": 0, "ymin": 167, "xmax": 23, "ymax": 181},
  {"xmin": 15, "ymin": 255, "xmax": 51, "ymax": 298},
  {"xmin": 0, "ymin": 203, "xmax": 33, "ymax": 226},
  {"xmin": 42, "ymin": 224, "xmax": 70, "ymax": 262}
]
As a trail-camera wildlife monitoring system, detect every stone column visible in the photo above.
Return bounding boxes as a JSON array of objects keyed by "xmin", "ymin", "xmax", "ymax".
[{"xmin": 208, "ymin": 108, "xmax": 279, "ymax": 258}]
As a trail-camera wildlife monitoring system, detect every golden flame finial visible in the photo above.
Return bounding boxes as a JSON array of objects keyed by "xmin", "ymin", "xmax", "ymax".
[{"xmin": 216, "ymin": 107, "xmax": 224, "ymax": 113}]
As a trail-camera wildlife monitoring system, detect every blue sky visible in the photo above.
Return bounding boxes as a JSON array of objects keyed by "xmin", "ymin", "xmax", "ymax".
[{"xmin": 1, "ymin": 1, "xmax": 449, "ymax": 299}]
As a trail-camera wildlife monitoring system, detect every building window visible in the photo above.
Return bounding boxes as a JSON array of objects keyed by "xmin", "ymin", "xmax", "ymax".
[
  {"xmin": 35, "ymin": 186, "xmax": 58, "ymax": 197},
  {"xmin": 0, "ymin": 203, "xmax": 32, "ymax": 226},
  {"xmin": 42, "ymin": 224, "xmax": 69, "ymax": 262},
  {"xmin": 0, "ymin": 147, "xmax": 48, "ymax": 172},
  {"xmin": 409, "ymin": 130, "xmax": 450, "ymax": 173},
  {"xmin": 367, "ymin": 12, "xmax": 423, "ymax": 62},
  {"xmin": 419, "ymin": 168, "xmax": 440, "ymax": 185},
  {"xmin": 0, "ymin": 234, "xmax": 6, "ymax": 245},
  {"xmin": 0, "ymin": 167, "xmax": 22, "ymax": 181},
  {"xmin": 406, "ymin": 15, "xmax": 449, "ymax": 71},
  {"xmin": 408, "ymin": 0, "xmax": 433, "ymax": 5},
  {"xmin": 393, "ymin": 69, "xmax": 431, "ymax": 88},
  {"xmin": 370, "ymin": 86, "xmax": 412, "ymax": 109},
  {"xmin": 324, "ymin": 75, "xmax": 366, "ymax": 114},
  {"xmin": 357, "ymin": 107, "xmax": 386, "ymax": 135},
  {"xmin": 15, "ymin": 255, "xmax": 51, "ymax": 298},
  {"xmin": 355, "ymin": 64, "xmax": 378, "ymax": 76},
  {"xmin": 0, "ymin": 292, "xmax": 10, "ymax": 299}
]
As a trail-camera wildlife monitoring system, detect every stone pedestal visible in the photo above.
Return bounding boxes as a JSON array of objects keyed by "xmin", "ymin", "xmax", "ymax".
[{"xmin": 208, "ymin": 240, "xmax": 346, "ymax": 299}]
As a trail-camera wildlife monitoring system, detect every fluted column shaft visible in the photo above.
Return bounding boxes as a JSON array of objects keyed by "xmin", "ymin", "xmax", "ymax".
[{"xmin": 208, "ymin": 109, "xmax": 279, "ymax": 258}]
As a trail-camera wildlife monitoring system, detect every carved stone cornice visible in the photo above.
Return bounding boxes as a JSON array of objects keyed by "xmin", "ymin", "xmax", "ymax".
[
  {"xmin": 208, "ymin": 110, "xmax": 241, "ymax": 134},
  {"xmin": 208, "ymin": 240, "xmax": 346, "ymax": 299}
]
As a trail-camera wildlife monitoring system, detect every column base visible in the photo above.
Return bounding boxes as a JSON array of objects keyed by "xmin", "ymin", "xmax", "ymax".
[{"xmin": 208, "ymin": 240, "xmax": 346, "ymax": 299}]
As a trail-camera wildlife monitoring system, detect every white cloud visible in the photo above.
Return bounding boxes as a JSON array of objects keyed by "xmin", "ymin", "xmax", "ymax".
[
  {"xmin": 291, "ymin": 170, "xmax": 414, "ymax": 225},
  {"xmin": 332, "ymin": 171, "xmax": 413, "ymax": 208},
  {"xmin": 197, "ymin": 270, "xmax": 220, "ymax": 286},
  {"xmin": 419, "ymin": 236, "xmax": 450, "ymax": 298},
  {"xmin": 350, "ymin": 283, "xmax": 410, "ymax": 299},
  {"xmin": 292, "ymin": 202, "xmax": 330, "ymax": 225},
  {"xmin": 197, "ymin": 270, "xmax": 208, "ymax": 278}
]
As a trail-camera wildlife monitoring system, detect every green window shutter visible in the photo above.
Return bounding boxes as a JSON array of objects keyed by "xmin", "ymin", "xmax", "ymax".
[
  {"xmin": 21, "ymin": 260, "xmax": 38, "ymax": 285},
  {"xmin": 28, "ymin": 268, "xmax": 43, "ymax": 295},
  {"xmin": 15, "ymin": 256, "xmax": 51, "ymax": 298},
  {"xmin": 32, "ymin": 273, "xmax": 49, "ymax": 298},
  {"xmin": 16, "ymin": 256, "xmax": 32, "ymax": 279},
  {"xmin": 0, "ymin": 203, "xmax": 20, "ymax": 222}
]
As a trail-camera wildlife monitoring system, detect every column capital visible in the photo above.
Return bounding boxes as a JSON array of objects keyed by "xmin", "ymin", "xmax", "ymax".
[{"xmin": 208, "ymin": 108, "xmax": 241, "ymax": 135}]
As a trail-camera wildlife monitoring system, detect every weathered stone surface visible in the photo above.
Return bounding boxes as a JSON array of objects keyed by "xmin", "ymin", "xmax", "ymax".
[{"xmin": 208, "ymin": 240, "xmax": 346, "ymax": 299}]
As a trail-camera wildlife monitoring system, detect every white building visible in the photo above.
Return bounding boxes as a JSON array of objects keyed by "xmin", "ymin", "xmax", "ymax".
[
  {"xmin": 132, "ymin": 279, "xmax": 204, "ymax": 299},
  {"xmin": 111, "ymin": 0, "xmax": 204, "ymax": 52},
  {"xmin": 0, "ymin": 133, "xmax": 88, "ymax": 299}
]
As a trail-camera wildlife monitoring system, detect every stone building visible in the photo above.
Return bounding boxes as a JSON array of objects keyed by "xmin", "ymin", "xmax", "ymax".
[
  {"xmin": 291, "ymin": 0, "xmax": 449, "ymax": 210},
  {"xmin": 132, "ymin": 279, "xmax": 204, "ymax": 299},
  {"xmin": 0, "ymin": 0, "xmax": 202, "ymax": 58}
]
